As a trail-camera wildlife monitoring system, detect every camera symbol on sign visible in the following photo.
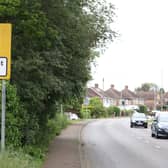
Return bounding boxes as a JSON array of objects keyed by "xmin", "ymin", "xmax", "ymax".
[
  {"xmin": 1, "ymin": 60, "xmax": 4, "ymax": 66},
  {"xmin": 0, "ymin": 57, "xmax": 7, "ymax": 76}
]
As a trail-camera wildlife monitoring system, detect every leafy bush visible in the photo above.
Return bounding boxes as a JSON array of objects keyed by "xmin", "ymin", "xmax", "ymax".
[
  {"xmin": 107, "ymin": 106, "xmax": 120, "ymax": 117},
  {"xmin": 21, "ymin": 113, "xmax": 68, "ymax": 159},
  {"xmin": 124, "ymin": 110, "xmax": 133, "ymax": 116},
  {"xmin": 0, "ymin": 82, "xmax": 27, "ymax": 148},
  {"xmin": 89, "ymin": 97, "xmax": 106, "ymax": 118},
  {"xmin": 0, "ymin": 150, "xmax": 42, "ymax": 168},
  {"xmin": 47, "ymin": 113, "xmax": 68, "ymax": 139},
  {"xmin": 80, "ymin": 106, "xmax": 91, "ymax": 119},
  {"xmin": 139, "ymin": 105, "xmax": 147, "ymax": 114},
  {"xmin": 107, "ymin": 106, "xmax": 115, "ymax": 117},
  {"xmin": 23, "ymin": 146, "xmax": 45, "ymax": 159}
]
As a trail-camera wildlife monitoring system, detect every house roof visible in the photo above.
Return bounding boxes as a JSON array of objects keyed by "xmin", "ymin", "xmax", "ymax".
[
  {"xmin": 164, "ymin": 92, "xmax": 168, "ymax": 98},
  {"xmin": 90, "ymin": 87, "xmax": 109, "ymax": 98},
  {"xmin": 121, "ymin": 85, "xmax": 137, "ymax": 100},
  {"xmin": 136, "ymin": 91, "xmax": 154, "ymax": 100},
  {"xmin": 105, "ymin": 84, "xmax": 120, "ymax": 99},
  {"xmin": 86, "ymin": 88, "xmax": 100, "ymax": 98},
  {"xmin": 86, "ymin": 84, "xmax": 109, "ymax": 98}
]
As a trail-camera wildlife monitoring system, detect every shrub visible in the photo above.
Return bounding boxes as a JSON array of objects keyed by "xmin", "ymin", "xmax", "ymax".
[
  {"xmin": 124, "ymin": 110, "xmax": 133, "ymax": 116},
  {"xmin": 80, "ymin": 107, "xmax": 91, "ymax": 119},
  {"xmin": 0, "ymin": 82, "xmax": 27, "ymax": 148},
  {"xmin": 107, "ymin": 106, "xmax": 120, "ymax": 117},
  {"xmin": 139, "ymin": 105, "xmax": 147, "ymax": 114},
  {"xmin": 0, "ymin": 150, "xmax": 42, "ymax": 168},
  {"xmin": 89, "ymin": 97, "xmax": 106, "ymax": 118},
  {"xmin": 47, "ymin": 113, "xmax": 68, "ymax": 139},
  {"xmin": 107, "ymin": 106, "xmax": 115, "ymax": 117},
  {"xmin": 23, "ymin": 146, "xmax": 45, "ymax": 159},
  {"xmin": 23, "ymin": 113, "xmax": 69, "ymax": 159}
]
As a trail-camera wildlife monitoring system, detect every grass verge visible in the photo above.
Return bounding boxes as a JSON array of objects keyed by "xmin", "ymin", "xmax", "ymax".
[{"xmin": 0, "ymin": 150, "xmax": 42, "ymax": 168}]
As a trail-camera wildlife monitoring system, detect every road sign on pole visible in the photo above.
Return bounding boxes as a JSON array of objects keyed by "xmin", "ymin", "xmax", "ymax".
[
  {"xmin": 1, "ymin": 80, "xmax": 6, "ymax": 151},
  {"xmin": 0, "ymin": 23, "xmax": 12, "ymax": 151},
  {"xmin": 0, "ymin": 24, "xmax": 12, "ymax": 80}
]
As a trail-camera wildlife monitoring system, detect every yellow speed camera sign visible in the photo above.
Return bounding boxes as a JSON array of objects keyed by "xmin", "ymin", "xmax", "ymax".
[{"xmin": 0, "ymin": 24, "xmax": 12, "ymax": 80}]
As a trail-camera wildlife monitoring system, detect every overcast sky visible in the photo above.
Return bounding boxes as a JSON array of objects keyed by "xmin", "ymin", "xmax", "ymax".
[{"xmin": 88, "ymin": 0, "xmax": 168, "ymax": 91}]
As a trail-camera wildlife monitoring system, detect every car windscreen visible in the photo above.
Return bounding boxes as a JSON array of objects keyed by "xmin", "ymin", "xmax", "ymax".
[
  {"xmin": 132, "ymin": 113, "xmax": 146, "ymax": 118},
  {"xmin": 159, "ymin": 114, "xmax": 168, "ymax": 122}
]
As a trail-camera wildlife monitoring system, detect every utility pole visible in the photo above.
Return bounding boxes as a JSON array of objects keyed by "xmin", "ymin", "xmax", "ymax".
[
  {"xmin": 153, "ymin": 87, "xmax": 156, "ymax": 110},
  {"xmin": 102, "ymin": 78, "xmax": 104, "ymax": 90},
  {"xmin": 161, "ymin": 69, "xmax": 164, "ymax": 111},
  {"xmin": 61, "ymin": 104, "xmax": 63, "ymax": 116}
]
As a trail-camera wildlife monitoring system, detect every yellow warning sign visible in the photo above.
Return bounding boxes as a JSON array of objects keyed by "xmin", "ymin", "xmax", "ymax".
[{"xmin": 0, "ymin": 24, "xmax": 12, "ymax": 80}]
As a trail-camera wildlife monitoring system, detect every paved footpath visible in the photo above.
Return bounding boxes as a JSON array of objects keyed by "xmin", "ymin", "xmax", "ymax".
[{"xmin": 43, "ymin": 122, "xmax": 86, "ymax": 168}]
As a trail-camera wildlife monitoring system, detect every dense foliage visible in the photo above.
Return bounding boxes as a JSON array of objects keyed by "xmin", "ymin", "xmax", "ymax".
[
  {"xmin": 107, "ymin": 106, "xmax": 120, "ymax": 116},
  {"xmin": 138, "ymin": 105, "xmax": 147, "ymax": 114},
  {"xmin": 80, "ymin": 98, "xmax": 133, "ymax": 118},
  {"xmin": 89, "ymin": 97, "xmax": 107, "ymax": 118},
  {"xmin": 0, "ymin": 150, "xmax": 42, "ymax": 168},
  {"xmin": 80, "ymin": 105, "xmax": 91, "ymax": 118},
  {"xmin": 0, "ymin": 0, "xmax": 115, "ymax": 149}
]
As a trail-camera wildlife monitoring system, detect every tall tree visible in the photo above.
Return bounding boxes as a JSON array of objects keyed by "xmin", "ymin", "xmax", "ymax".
[
  {"xmin": 0, "ymin": 0, "xmax": 115, "ymax": 145},
  {"xmin": 135, "ymin": 83, "xmax": 159, "ymax": 92}
]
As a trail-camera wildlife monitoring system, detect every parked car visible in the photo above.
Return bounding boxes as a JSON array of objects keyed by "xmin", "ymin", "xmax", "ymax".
[
  {"xmin": 130, "ymin": 112, "xmax": 148, "ymax": 128},
  {"xmin": 151, "ymin": 112, "xmax": 168, "ymax": 138},
  {"xmin": 65, "ymin": 112, "xmax": 79, "ymax": 120},
  {"xmin": 69, "ymin": 113, "xmax": 79, "ymax": 120}
]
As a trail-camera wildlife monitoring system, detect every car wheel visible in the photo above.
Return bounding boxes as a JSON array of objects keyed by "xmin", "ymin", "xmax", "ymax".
[
  {"xmin": 156, "ymin": 131, "xmax": 160, "ymax": 139},
  {"xmin": 130, "ymin": 123, "xmax": 133, "ymax": 128},
  {"xmin": 144, "ymin": 124, "xmax": 148, "ymax": 128}
]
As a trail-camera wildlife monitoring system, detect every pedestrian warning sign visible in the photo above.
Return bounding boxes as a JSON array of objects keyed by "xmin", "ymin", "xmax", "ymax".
[
  {"xmin": 0, "ymin": 24, "xmax": 12, "ymax": 80},
  {"xmin": 0, "ymin": 57, "xmax": 7, "ymax": 76}
]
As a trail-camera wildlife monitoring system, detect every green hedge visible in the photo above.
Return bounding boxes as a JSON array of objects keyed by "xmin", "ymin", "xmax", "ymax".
[{"xmin": 0, "ymin": 82, "xmax": 27, "ymax": 148}]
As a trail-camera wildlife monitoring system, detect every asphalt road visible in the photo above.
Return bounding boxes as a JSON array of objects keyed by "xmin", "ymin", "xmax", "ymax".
[{"xmin": 81, "ymin": 118, "xmax": 168, "ymax": 168}]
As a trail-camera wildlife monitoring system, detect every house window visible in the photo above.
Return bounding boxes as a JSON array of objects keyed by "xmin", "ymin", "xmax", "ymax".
[
  {"xmin": 106, "ymin": 98, "xmax": 109, "ymax": 104},
  {"xmin": 111, "ymin": 99, "xmax": 114, "ymax": 106}
]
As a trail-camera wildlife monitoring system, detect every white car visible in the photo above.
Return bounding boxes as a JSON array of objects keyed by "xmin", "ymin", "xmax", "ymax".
[
  {"xmin": 65, "ymin": 112, "xmax": 79, "ymax": 120},
  {"xmin": 69, "ymin": 113, "xmax": 79, "ymax": 120}
]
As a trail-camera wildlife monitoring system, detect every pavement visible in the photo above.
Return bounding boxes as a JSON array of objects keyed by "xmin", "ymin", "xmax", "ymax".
[{"xmin": 42, "ymin": 121, "xmax": 86, "ymax": 168}]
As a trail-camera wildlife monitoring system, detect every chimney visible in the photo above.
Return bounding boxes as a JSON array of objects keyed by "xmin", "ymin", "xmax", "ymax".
[
  {"xmin": 95, "ymin": 83, "xmax": 99, "ymax": 88},
  {"xmin": 111, "ymin": 84, "xmax": 114, "ymax": 89},
  {"xmin": 125, "ymin": 85, "xmax": 128, "ymax": 89}
]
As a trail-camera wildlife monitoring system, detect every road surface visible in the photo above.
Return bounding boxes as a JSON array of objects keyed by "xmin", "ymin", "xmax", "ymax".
[{"xmin": 81, "ymin": 118, "xmax": 168, "ymax": 168}]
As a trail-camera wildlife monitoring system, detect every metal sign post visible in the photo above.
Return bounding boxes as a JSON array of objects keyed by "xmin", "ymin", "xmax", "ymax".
[
  {"xmin": 1, "ymin": 80, "xmax": 6, "ymax": 151},
  {"xmin": 0, "ymin": 24, "xmax": 12, "ymax": 151},
  {"xmin": 61, "ymin": 104, "xmax": 63, "ymax": 116}
]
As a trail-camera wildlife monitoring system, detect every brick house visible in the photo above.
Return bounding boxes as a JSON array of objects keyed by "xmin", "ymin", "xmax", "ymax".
[
  {"xmin": 120, "ymin": 85, "xmax": 143, "ymax": 106},
  {"xmin": 163, "ymin": 92, "xmax": 168, "ymax": 109},
  {"xmin": 86, "ymin": 84, "xmax": 167, "ymax": 110},
  {"xmin": 136, "ymin": 91, "xmax": 160, "ymax": 110},
  {"xmin": 85, "ymin": 84, "xmax": 112, "ymax": 107},
  {"xmin": 86, "ymin": 84, "xmax": 144, "ymax": 108},
  {"xmin": 105, "ymin": 84, "xmax": 120, "ymax": 106}
]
